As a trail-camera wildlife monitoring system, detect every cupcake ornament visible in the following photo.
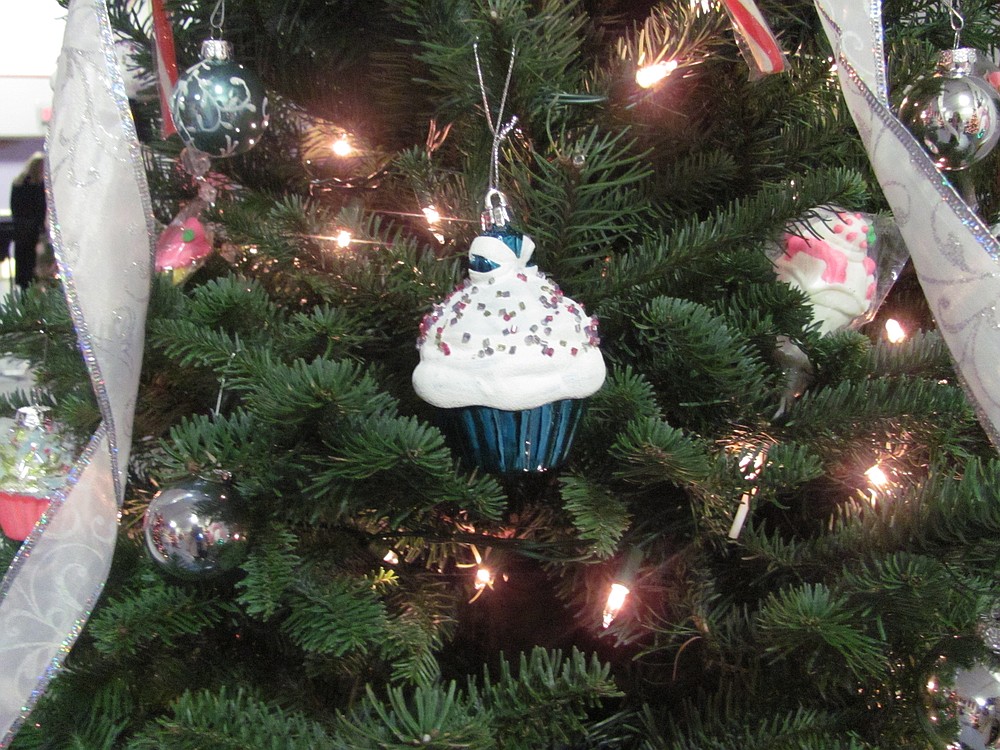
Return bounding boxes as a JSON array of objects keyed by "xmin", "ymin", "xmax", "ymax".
[
  {"xmin": 0, "ymin": 406, "xmax": 75, "ymax": 541},
  {"xmin": 773, "ymin": 206, "xmax": 878, "ymax": 335},
  {"xmin": 414, "ymin": 42, "xmax": 605, "ymax": 472},
  {"xmin": 769, "ymin": 206, "xmax": 908, "ymax": 419},
  {"xmin": 413, "ymin": 190, "xmax": 606, "ymax": 473}
]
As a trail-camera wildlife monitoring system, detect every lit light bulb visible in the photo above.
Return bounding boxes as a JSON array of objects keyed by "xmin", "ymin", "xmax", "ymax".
[
  {"xmin": 335, "ymin": 230, "xmax": 352, "ymax": 248},
  {"xmin": 885, "ymin": 318, "xmax": 906, "ymax": 344},
  {"xmin": 602, "ymin": 583, "xmax": 630, "ymax": 628},
  {"xmin": 738, "ymin": 449, "xmax": 766, "ymax": 480},
  {"xmin": 422, "ymin": 205, "xmax": 442, "ymax": 227},
  {"xmin": 383, "ymin": 550, "xmax": 399, "ymax": 566},
  {"xmin": 635, "ymin": 60, "xmax": 679, "ymax": 89},
  {"xmin": 472, "ymin": 566, "xmax": 494, "ymax": 601},
  {"xmin": 331, "ymin": 135, "xmax": 353, "ymax": 157},
  {"xmin": 865, "ymin": 464, "xmax": 889, "ymax": 490}
]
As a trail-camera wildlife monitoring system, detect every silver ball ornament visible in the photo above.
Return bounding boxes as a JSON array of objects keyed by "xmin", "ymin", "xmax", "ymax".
[
  {"xmin": 981, "ymin": 605, "xmax": 1000, "ymax": 655},
  {"xmin": 143, "ymin": 476, "xmax": 248, "ymax": 580},
  {"xmin": 898, "ymin": 48, "xmax": 1000, "ymax": 171},
  {"xmin": 170, "ymin": 40, "xmax": 269, "ymax": 158}
]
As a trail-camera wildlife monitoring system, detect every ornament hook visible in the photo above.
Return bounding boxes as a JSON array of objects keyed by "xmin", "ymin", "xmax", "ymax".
[
  {"xmin": 946, "ymin": 0, "xmax": 964, "ymax": 49},
  {"xmin": 210, "ymin": 0, "xmax": 226, "ymax": 40}
]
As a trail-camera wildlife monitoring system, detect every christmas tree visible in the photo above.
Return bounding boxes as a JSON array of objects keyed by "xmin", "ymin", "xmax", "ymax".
[{"xmin": 3, "ymin": 0, "xmax": 1000, "ymax": 747}]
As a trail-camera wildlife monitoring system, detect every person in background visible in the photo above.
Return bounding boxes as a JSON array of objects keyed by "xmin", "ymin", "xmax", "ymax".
[{"xmin": 10, "ymin": 153, "xmax": 46, "ymax": 290}]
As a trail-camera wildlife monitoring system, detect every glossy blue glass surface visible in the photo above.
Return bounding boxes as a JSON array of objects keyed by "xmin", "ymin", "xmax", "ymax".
[{"xmin": 443, "ymin": 399, "xmax": 585, "ymax": 474}]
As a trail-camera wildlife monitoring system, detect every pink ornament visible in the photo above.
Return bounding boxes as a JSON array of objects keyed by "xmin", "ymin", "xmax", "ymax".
[
  {"xmin": 0, "ymin": 491, "xmax": 50, "ymax": 541},
  {"xmin": 155, "ymin": 215, "xmax": 212, "ymax": 273}
]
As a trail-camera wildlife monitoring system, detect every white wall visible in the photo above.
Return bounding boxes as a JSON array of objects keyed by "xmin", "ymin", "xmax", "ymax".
[
  {"xmin": 0, "ymin": 0, "xmax": 65, "ymax": 138},
  {"xmin": 0, "ymin": 0, "xmax": 65, "ymax": 215}
]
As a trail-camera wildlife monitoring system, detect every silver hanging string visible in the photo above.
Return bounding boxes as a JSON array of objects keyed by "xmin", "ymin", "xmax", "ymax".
[
  {"xmin": 210, "ymin": 0, "xmax": 226, "ymax": 39},
  {"xmin": 945, "ymin": 0, "xmax": 964, "ymax": 48},
  {"xmin": 473, "ymin": 40, "xmax": 517, "ymax": 194},
  {"xmin": 213, "ymin": 349, "xmax": 238, "ymax": 417}
]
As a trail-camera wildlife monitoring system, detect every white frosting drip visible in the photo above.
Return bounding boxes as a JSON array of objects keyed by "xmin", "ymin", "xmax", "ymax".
[{"xmin": 413, "ymin": 234, "xmax": 606, "ymax": 411}]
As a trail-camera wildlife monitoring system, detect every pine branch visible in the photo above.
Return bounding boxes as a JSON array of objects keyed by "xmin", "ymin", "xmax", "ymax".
[
  {"xmin": 609, "ymin": 417, "xmax": 714, "ymax": 487},
  {"xmin": 467, "ymin": 647, "xmax": 622, "ymax": 748},
  {"xmin": 597, "ymin": 168, "xmax": 869, "ymax": 300},
  {"xmin": 235, "ymin": 525, "xmax": 302, "ymax": 620},
  {"xmin": 754, "ymin": 583, "xmax": 887, "ymax": 689},
  {"xmin": 334, "ymin": 681, "xmax": 493, "ymax": 750},
  {"xmin": 560, "ymin": 474, "xmax": 632, "ymax": 559},
  {"xmin": 518, "ymin": 126, "xmax": 652, "ymax": 283},
  {"xmin": 866, "ymin": 329, "xmax": 955, "ymax": 380},
  {"xmin": 608, "ymin": 296, "xmax": 775, "ymax": 429},
  {"xmin": 306, "ymin": 413, "xmax": 508, "ymax": 524},
  {"xmin": 334, "ymin": 647, "xmax": 619, "ymax": 749},
  {"xmin": 283, "ymin": 578, "xmax": 389, "ymax": 658},
  {"xmin": 87, "ymin": 577, "xmax": 234, "ymax": 658},
  {"xmin": 125, "ymin": 687, "xmax": 335, "ymax": 750},
  {"xmin": 783, "ymin": 377, "xmax": 979, "ymax": 454}
]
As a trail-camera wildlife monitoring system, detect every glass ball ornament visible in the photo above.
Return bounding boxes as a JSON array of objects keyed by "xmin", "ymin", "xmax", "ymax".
[
  {"xmin": 170, "ymin": 40, "xmax": 269, "ymax": 158},
  {"xmin": 923, "ymin": 656, "xmax": 1000, "ymax": 749},
  {"xmin": 142, "ymin": 475, "xmax": 248, "ymax": 580},
  {"xmin": 982, "ymin": 605, "xmax": 1000, "ymax": 655},
  {"xmin": 898, "ymin": 48, "xmax": 1000, "ymax": 171}
]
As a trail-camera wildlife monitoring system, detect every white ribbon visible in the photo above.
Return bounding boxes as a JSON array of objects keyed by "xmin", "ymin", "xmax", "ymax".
[
  {"xmin": 0, "ymin": 0, "xmax": 154, "ymax": 744},
  {"xmin": 815, "ymin": 0, "xmax": 1000, "ymax": 448}
]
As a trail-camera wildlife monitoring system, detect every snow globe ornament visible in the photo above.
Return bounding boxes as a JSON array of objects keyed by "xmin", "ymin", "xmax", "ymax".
[
  {"xmin": 412, "ymin": 190, "xmax": 606, "ymax": 474},
  {"xmin": 898, "ymin": 48, "xmax": 1000, "ymax": 171},
  {"xmin": 143, "ymin": 474, "xmax": 248, "ymax": 580},
  {"xmin": 170, "ymin": 39, "xmax": 269, "ymax": 157}
]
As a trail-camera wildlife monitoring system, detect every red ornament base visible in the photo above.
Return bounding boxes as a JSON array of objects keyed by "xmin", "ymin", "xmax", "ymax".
[{"xmin": 0, "ymin": 491, "xmax": 50, "ymax": 541}]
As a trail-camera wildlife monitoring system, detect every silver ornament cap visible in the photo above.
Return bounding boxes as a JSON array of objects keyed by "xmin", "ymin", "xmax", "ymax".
[
  {"xmin": 14, "ymin": 405, "xmax": 51, "ymax": 431},
  {"xmin": 200, "ymin": 39, "xmax": 233, "ymax": 62},
  {"xmin": 481, "ymin": 188, "xmax": 513, "ymax": 231}
]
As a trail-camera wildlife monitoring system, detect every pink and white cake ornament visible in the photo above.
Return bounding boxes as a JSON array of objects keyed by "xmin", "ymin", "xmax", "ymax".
[{"xmin": 773, "ymin": 206, "xmax": 877, "ymax": 335}]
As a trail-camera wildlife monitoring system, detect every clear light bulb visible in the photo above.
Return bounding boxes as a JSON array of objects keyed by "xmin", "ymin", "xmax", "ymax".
[
  {"xmin": 865, "ymin": 464, "xmax": 888, "ymax": 487},
  {"xmin": 474, "ymin": 566, "xmax": 494, "ymax": 590},
  {"xmin": 422, "ymin": 205, "xmax": 442, "ymax": 227},
  {"xmin": 635, "ymin": 60, "xmax": 678, "ymax": 89},
  {"xmin": 602, "ymin": 583, "xmax": 630, "ymax": 628},
  {"xmin": 335, "ymin": 230, "xmax": 352, "ymax": 248},
  {"xmin": 383, "ymin": 550, "xmax": 399, "ymax": 566},
  {"xmin": 885, "ymin": 318, "xmax": 906, "ymax": 344},
  {"xmin": 331, "ymin": 135, "xmax": 353, "ymax": 157}
]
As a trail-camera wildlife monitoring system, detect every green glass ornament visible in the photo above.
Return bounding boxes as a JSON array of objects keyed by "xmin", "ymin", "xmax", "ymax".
[{"xmin": 170, "ymin": 40, "xmax": 269, "ymax": 157}]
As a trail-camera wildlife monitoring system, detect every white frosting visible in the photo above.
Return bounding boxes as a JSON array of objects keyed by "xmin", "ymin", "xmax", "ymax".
[
  {"xmin": 413, "ymin": 233, "xmax": 606, "ymax": 411},
  {"xmin": 773, "ymin": 206, "xmax": 876, "ymax": 335}
]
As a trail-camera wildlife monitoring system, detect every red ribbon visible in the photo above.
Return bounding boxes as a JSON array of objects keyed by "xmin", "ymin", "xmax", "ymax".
[{"xmin": 150, "ymin": 0, "xmax": 179, "ymax": 137}]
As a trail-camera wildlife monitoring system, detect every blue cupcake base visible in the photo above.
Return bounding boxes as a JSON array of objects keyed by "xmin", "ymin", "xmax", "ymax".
[{"xmin": 441, "ymin": 399, "xmax": 586, "ymax": 474}]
